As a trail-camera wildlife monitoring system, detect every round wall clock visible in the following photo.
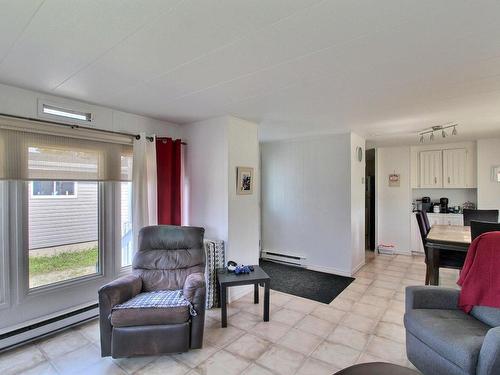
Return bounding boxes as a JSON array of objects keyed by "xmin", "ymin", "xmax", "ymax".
[{"xmin": 356, "ymin": 146, "xmax": 363, "ymax": 162}]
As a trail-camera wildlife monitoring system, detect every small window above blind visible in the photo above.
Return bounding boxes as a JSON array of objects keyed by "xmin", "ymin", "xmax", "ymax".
[
  {"xmin": 42, "ymin": 104, "xmax": 92, "ymax": 122},
  {"xmin": 0, "ymin": 117, "xmax": 132, "ymax": 182}
]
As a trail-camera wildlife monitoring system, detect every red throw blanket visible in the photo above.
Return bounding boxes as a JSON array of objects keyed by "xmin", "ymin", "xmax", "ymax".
[{"xmin": 457, "ymin": 231, "xmax": 500, "ymax": 313}]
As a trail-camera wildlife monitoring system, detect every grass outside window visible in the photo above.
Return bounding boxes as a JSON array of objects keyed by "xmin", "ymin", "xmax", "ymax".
[{"xmin": 29, "ymin": 247, "xmax": 98, "ymax": 275}]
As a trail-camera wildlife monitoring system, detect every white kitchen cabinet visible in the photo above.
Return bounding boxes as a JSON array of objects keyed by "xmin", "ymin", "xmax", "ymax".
[
  {"xmin": 427, "ymin": 213, "xmax": 464, "ymax": 226},
  {"xmin": 443, "ymin": 148, "xmax": 467, "ymax": 188},
  {"xmin": 419, "ymin": 150, "xmax": 442, "ymax": 188},
  {"xmin": 427, "ymin": 213, "xmax": 443, "ymax": 226},
  {"xmin": 410, "ymin": 141, "xmax": 476, "ymax": 188}
]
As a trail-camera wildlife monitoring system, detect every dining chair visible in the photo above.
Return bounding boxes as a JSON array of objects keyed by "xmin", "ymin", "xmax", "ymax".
[
  {"xmin": 421, "ymin": 210, "xmax": 431, "ymax": 233},
  {"xmin": 470, "ymin": 220, "xmax": 500, "ymax": 241},
  {"xmin": 415, "ymin": 211, "xmax": 431, "ymax": 285},
  {"xmin": 463, "ymin": 209, "xmax": 499, "ymax": 226},
  {"xmin": 416, "ymin": 211, "xmax": 465, "ymax": 285}
]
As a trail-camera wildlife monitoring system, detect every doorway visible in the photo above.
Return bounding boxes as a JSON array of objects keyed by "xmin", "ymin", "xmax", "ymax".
[{"xmin": 365, "ymin": 149, "xmax": 376, "ymax": 250}]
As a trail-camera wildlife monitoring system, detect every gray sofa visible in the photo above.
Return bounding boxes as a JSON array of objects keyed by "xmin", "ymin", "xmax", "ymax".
[
  {"xmin": 404, "ymin": 286, "xmax": 500, "ymax": 375},
  {"xmin": 99, "ymin": 225, "xmax": 206, "ymax": 358}
]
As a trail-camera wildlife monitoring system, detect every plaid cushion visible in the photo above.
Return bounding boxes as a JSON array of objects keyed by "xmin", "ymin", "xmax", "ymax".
[{"xmin": 113, "ymin": 290, "xmax": 197, "ymax": 316}]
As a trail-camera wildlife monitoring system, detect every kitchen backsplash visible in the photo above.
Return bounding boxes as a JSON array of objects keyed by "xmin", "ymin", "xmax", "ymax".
[{"xmin": 412, "ymin": 188, "xmax": 477, "ymax": 207}]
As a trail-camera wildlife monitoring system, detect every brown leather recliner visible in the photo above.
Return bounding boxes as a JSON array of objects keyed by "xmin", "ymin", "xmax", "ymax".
[{"xmin": 98, "ymin": 225, "xmax": 206, "ymax": 358}]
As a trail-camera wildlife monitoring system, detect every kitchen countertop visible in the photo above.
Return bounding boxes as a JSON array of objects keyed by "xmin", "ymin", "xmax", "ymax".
[
  {"xmin": 413, "ymin": 211, "xmax": 463, "ymax": 215},
  {"xmin": 428, "ymin": 212, "xmax": 463, "ymax": 215}
]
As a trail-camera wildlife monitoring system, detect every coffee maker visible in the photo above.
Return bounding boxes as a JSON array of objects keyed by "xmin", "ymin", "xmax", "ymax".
[
  {"xmin": 439, "ymin": 197, "xmax": 449, "ymax": 213},
  {"xmin": 419, "ymin": 196, "xmax": 432, "ymax": 212}
]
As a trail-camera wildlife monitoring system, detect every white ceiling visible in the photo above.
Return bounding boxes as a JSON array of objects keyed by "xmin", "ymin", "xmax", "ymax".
[{"xmin": 1, "ymin": 0, "xmax": 500, "ymax": 143}]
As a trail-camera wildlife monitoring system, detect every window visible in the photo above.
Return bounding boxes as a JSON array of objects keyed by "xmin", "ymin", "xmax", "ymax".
[
  {"xmin": 28, "ymin": 181, "xmax": 99, "ymax": 288},
  {"xmin": 0, "ymin": 119, "xmax": 134, "ymax": 339},
  {"xmin": 42, "ymin": 104, "xmax": 92, "ymax": 122},
  {"xmin": 31, "ymin": 181, "xmax": 76, "ymax": 197}
]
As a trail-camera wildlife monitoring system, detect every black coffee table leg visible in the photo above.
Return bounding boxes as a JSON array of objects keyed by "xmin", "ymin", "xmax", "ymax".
[
  {"xmin": 254, "ymin": 283, "xmax": 259, "ymax": 304},
  {"xmin": 263, "ymin": 280, "xmax": 270, "ymax": 322},
  {"xmin": 221, "ymin": 284, "xmax": 227, "ymax": 328}
]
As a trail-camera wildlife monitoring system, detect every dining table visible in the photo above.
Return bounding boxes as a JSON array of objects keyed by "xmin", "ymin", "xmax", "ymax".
[{"xmin": 425, "ymin": 224, "xmax": 471, "ymax": 285}]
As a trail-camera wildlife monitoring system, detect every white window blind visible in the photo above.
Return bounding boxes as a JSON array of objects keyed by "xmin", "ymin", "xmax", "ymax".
[{"xmin": 0, "ymin": 117, "xmax": 132, "ymax": 182}]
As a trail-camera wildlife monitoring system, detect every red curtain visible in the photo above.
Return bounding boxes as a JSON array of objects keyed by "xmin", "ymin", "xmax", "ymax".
[{"xmin": 156, "ymin": 137, "xmax": 182, "ymax": 225}]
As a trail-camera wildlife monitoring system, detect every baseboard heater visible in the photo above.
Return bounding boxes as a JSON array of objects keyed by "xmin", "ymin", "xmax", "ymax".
[
  {"xmin": 261, "ymin": 250, "xmax": 306, "ymax": 267},
  {"xmin": 0, "ymin": 304, "xmax": 98, "ymax": 352}
]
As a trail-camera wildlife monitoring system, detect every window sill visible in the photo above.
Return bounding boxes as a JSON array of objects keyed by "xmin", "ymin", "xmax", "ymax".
[{"xmin": 24, "ymin": 272, "xmax": 105, "ymax": 299}]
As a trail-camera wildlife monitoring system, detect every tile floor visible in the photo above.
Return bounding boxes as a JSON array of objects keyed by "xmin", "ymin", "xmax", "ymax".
[{"xmin": 0, "ymin": 253, "xmax": 460, "ymax": 374}]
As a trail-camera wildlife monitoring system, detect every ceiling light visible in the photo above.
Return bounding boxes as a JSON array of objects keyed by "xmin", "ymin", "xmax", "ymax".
[{"xmin": 417, "ymin": 123, "xmax": 458, "ymax": 142}]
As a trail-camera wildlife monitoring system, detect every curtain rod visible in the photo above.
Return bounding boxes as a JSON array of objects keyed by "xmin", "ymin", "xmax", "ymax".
[
  {"xmin": 0, "ymin": 112, "xmax": 186, "ymax": 145},
  {"xmin": 137, "ymin": 134, "xmax": 187, "ymax": 145}
]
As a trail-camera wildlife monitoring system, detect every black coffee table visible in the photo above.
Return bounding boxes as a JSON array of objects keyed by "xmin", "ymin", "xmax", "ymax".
[
  {"xmin": 334, "ymin": 362, "xmax": 420, "ymax": 375},
  {"xmin": 216, "ymin": 265, "xmax": 270, "ymax": 328}
]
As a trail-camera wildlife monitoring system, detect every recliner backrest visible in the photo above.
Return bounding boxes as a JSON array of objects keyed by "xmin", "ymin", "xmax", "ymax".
[{"xmin": 132, "ymin": 225, "xmax": 205, "ymax": 291}]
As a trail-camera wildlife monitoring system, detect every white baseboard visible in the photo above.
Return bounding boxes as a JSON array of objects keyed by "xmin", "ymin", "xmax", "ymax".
[
  {"xmin": 393, "ymin": 250, "xmax": 412, "ymax": 256},
  {"xmin": 376, "ymin": 249, "xmax": 412, "ymax": 256},
  {"xmin": 351, "ymin": 260, "xmax": 365, "ymax": 275},
  {"xmin": 306, "ymin": 264, "xmax": 353, "ymax": 277},
  {"xmin": 410, "ymin": 251, "xmax": 425, "ymax": 256},
  {"xmin": 0, "ymin": 305, "xmax": 98, "ymax": 351}
]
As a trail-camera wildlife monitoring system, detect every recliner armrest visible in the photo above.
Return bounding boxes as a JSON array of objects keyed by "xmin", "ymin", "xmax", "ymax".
[
  {"xmin": 182, "ymin": 272, "xmax": 206, "ymax": 349},
  {"xmin": 405, "ymin": 286, "xmax": 460, "ymax": 311},
  {"xmin": 477, "ymin": 327, "xmax": 500, "ymax": 375},
  {"xmin": 98, "ymin": 274, "xmax": 142, "ymax": 311},
  {"xmin": 98, "ymin": 274, "xmax": 142, "ymax": 357},
  {"xmin": 183, "ymin": 272, "xmax": 206, "ymax": 305}
]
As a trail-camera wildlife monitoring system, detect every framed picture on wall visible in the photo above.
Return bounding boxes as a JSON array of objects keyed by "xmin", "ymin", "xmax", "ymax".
[
  {"xmin": 236, "ymin": 167, "xmax": 254, "ymax": 195},
  {"xmin": 388, "ymin": 173, "xmax": 400, "ymax": 187}
]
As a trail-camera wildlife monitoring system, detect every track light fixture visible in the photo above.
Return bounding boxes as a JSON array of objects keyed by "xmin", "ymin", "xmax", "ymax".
[{"xmin": 418, "ymin": 123, "xmax": 458, "ymax": 143}]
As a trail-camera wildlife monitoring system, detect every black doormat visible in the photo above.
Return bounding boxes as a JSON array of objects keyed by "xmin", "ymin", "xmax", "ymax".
[{"xmin": 259, "ymin": 259, "xmax": 355, "ymax": 304}]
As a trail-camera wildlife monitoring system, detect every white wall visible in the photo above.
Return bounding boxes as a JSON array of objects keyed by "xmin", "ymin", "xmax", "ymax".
[
  {"xmin": 182, "ymin": 116, "xmax": 260, "ymax": 300},
  {"xmin": 350, "ymin": 133, "xmax": 366, "ymax": 272},
  {"xmin": 0, "ymin": 83, "xmax": 180, "ymax": 137},
  {"xmin": 261, "ymin": 133, "xmax": 357, "ymax": 276},
  {"xmin": 477, "ymin": 138, "xmax": 500, "ymax": 211},
  {"xmin": 227, "ymin": 117, "xmax": 260, "ymax": 267},
  {"xmin": 376, "ymin": 146, "xmax": 412, "ymax": 254},
  {"xmin": 182, "ymin": 117, "xmax": 229, "ymax": 242}
]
